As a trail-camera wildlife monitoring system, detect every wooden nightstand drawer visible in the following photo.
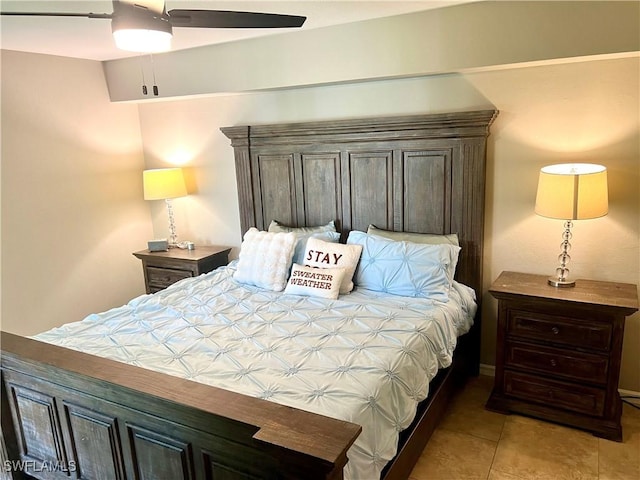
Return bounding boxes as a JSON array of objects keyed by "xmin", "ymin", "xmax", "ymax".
[
  {"xmin": 504, "ymin": 370, "xmax": 605, "ymax": 417},
  {"xmin": 147, "ymin": 266, "xmax": 192, "ymax": 290},
  {"xmin": 507, "ymin": 309, "xmax": 612, "ymax": 351},
  {"xmin": 505, "ymin": 341, "xmax": 609, "ymax": 385}
]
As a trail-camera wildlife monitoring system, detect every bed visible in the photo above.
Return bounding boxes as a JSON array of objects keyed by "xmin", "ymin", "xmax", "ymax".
[{"xmin": 1, "ymin": 109, "xmax": 497, "ymax": 480}]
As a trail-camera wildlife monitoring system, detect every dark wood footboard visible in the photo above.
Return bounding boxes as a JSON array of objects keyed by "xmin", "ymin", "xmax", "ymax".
[{"xmin": 0, "ymin": 332, "xmax": 361, "ymax": 480}]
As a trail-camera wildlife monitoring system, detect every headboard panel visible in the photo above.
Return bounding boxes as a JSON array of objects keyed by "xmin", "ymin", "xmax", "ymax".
[{"xmin": 221, "ymin": 110, "xmax": 498, "ymax": 299}]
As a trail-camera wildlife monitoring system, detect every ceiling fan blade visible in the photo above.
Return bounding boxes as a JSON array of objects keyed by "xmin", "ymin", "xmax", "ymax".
[
  {"xmin": 0, "ymin": 11, "xmax": 111, "ymax": 19},
  {"xmin": 167, "ymin": 10, "xmax": 306, "ymax": 29}
]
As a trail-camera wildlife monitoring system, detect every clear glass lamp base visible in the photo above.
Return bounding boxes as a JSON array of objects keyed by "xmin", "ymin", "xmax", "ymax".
[
  {"xmin": 547, "ymin": 276, "xmax": 576, "ymax": 288},
  {"xmin": 548, "ymin": 220, "xmax": 576, "ymax": 288}
]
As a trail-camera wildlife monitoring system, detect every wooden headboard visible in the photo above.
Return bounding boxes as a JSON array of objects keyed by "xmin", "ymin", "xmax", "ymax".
[{"xmin": 221, "ymin": 110, "xmax": 498, "ymax": 299}]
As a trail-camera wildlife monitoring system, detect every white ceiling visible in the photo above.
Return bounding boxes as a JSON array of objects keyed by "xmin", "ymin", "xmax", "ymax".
[{"xmin": 0, "ymin": 1, "xmax": 473, "ymax": 61}]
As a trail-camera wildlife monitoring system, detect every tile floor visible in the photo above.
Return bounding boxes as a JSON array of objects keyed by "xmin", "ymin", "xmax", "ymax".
[{"xmin": 409, "ymin": 375, "xmax": 640, "ymax": 480}]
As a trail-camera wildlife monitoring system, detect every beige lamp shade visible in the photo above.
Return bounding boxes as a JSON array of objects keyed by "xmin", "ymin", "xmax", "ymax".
[
  {"xmin": 143, "ymin": 168, "xmax": 187, "ymax": 200},
  {"xmin": 535, "ymin": 163, "xmax": 608, "ymax": 220}
]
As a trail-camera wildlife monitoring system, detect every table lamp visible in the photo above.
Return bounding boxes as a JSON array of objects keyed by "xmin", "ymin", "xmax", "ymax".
[
  {"xmin": 534, "ymin": 163, "xmax": 608, "ymax": 287},
  {"xmin": 143, "ymin": 168, "xmax": 187, "ymax": 247}
]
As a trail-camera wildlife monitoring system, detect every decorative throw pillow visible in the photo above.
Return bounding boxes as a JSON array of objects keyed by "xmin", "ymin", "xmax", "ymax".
[
  {"xmin": 233, "ymin": 228, "xmax": 296, "ymax": 291},
  {"xmin": 284, "ymin": 263, "xmax": 346, "ymax": 300},
  {"xmin": 303, "ymin": 237, "xmax": 362, "ymax": 294},
  {"xmin": 292, "ymin": 231, "xmax": 340, "ymax": 265},
  {"xmin": 367, "ymin": 224, "xmax": 459, "ymax": 246},
  {"xmin": 347, "ymin": 231, "xmax": 461, "ymax": 301},
  {"xmin": 268, "ymin": 220, "xmax": 336, "ymax": 234}
]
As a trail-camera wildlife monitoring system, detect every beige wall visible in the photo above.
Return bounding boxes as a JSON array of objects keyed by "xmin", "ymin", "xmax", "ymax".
[
  {"xmin": 105, "ymin": 1, "xmax": 640, "ymax": 101},
  {"xmin": 470, "ymin": 58, "xmax": 640, "ymax": 390},
  {"xmin": 1, "ymin": 50, "xmax": 152, "ymax": 335},
  {"xmin": 136, "ymin": 56, "xmax": 639, "ymax": 390}
]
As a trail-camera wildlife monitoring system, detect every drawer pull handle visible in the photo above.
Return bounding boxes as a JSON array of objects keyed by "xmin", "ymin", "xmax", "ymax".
[
  {"xmin": 551, "ymin": 327, "xmax": 560, "ymax": 335},
  {"xmin": 550, "ymin": 359, "xmax": 557, "ymax": 367}
]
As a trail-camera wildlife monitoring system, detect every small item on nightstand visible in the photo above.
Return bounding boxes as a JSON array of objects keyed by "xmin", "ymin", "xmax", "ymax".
[
  {"xmin": 147, "ymin": 239, "xmax": 169, "ymax": 252},
  {"xmin": 175, "ymin": 241, "xmax": 195, "ymax": 250}
]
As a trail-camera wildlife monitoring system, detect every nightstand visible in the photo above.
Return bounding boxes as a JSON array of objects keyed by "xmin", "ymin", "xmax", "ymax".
[
  {"xmin": 133, "ymin": 245, "xmax": 231, "ymax": 294},
  {"xmin": 485, "ymin": 271, "xmax": 638, "ymax": 441}
]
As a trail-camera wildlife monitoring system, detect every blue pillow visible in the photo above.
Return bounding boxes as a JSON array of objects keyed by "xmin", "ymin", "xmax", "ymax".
[{"xmin": 347, "ymin": 231, "xmax": 461, "ymax": 301}]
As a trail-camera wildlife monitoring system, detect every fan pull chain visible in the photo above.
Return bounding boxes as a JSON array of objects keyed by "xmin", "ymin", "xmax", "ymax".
[
  {"xmin": 139, "ymin": 55, "xmax": 147, "ymax": 95},
  {"xmin": 151, "ymin": 54, "xmax": 159, "ymax": 96}
]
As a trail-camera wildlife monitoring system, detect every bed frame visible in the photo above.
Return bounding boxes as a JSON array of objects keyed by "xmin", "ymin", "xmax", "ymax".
[{"xmin": 1, "ymin": 110, "xmax": 497, "ymax": 480}]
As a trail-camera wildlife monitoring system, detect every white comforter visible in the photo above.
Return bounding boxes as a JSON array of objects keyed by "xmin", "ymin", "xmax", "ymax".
[{"xmin": 35, "ymin": 262, "xmax": 476, "ymax": 480}]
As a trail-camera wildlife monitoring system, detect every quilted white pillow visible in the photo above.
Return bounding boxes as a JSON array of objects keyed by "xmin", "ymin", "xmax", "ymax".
[
  {"xmin": 303, "ymin": 237, "xmax": 362, "ymax": 294},
  {"xmin": 233, "ymin": 228, "xmax": 296, "ymax": 291},
  {"xmin": 284, "ymin": 263, "xmax": 346, "ymax": 300}
]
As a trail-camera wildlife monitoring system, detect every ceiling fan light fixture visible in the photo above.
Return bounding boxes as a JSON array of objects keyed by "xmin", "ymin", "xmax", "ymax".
[
  {"xmin": 113, "ymin": 28, "xmax": 172, "ymax": 53},
  {"xmin": 111, "ymin": 8, "xmax": 172, "ymax": 53},
  {"xmin": 1, "ymin": 2, "xmax": 307, "ymax": 56}
]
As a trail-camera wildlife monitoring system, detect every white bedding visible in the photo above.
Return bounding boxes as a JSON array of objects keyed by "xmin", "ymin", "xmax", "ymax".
[{"xmin": 35, "ymin": 262, "xmax": 476, "ymax": 480}]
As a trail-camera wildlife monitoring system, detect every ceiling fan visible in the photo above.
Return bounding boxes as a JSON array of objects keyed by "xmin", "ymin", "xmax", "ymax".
[{"xmin": 0, "ymin": 1, "xmax": 307, "ymax": 53}]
